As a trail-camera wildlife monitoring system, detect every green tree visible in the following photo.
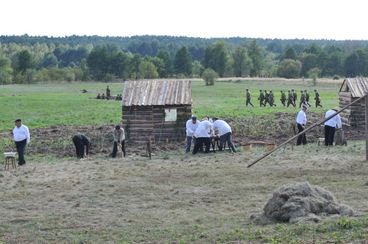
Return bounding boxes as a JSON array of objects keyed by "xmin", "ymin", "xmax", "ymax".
[
  {"xmin": 201, "ymin": 68, "xmax": 218, "ymax": 86},
  {"xmin": 247, "ymin": 40, "xmax": 263, "ymax": 77},
  {"xmin": 174, "ymin": 46, "xmax": 192, "ymax": 76},
  {"xmin": 0, "ymin": 55, "xmax": 13, "ymax": 84},
  {"xmin": 16, "ymin": 50, "xmax": 33, "ymax": 74},
  {"xmin": 300, "ymin": 53, "xmax": 319, "ymax": 76},
  {"xmin": 277, "ymin": 59, "xmax": 302, "ymax": 78},
  {"xmin": 307, "ymin": 67, "xmax": 321, "ymax": 85},
  {"xmin": 138, "ymin": 60, "xmax": 158, "ymax": 79},
  {"xmin": 283, "ymin": 47, "xmax": 297, "ymax": 60},
  {"xmin": 232, "ymin": 47, "xmax": 251, "ymax": 77},
  {"xmin": 203, "ymin": 42, "xmax": 228, "ymax": 77},
  {"xmin": 345, "ymin": 49, "xmax": 368, "ymax": 77},
  {"xmin": 157, "ymin": 50, "xmax": 172, "ymax": 77}
]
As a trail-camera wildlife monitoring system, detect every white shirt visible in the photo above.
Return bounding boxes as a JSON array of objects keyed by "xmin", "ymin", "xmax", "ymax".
[
  {"xmin": 324, "ymin": 109, "xmax": 342, "ymax": 128},
  {"xmin": 13, "ymin": 125, "xmax": 30, "ymax": 143},
  {"xmin": 296, "ymin": 110, "xmax": 307, "ymax": 125},
  {"xmin": 186, "ymin": 119, "xmax": 199, "ymax": 137},
  {"xmin": 213, "ymin": 120, "xmax": 232, "ymax": 136},
  {"xmin": 194, "ymin": 120, "xmax": 213, "ymax": 138}
]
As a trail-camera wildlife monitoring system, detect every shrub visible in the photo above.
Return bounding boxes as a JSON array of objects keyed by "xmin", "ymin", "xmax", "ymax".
[{"xmin": 202, "ymin": 68, "xmax": 218, "ymax": 86}]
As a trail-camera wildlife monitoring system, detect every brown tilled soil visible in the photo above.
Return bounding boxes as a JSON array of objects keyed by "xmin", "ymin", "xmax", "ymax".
[
  {"xmin": 1, "ymin": 113, "xmax": 363, "ymax": 158},
  {"xmin": 0, "ymin": 141, "xmax": 367, "ymax": 243}
]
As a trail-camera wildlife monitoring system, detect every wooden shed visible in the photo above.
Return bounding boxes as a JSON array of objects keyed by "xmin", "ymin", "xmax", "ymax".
[
  {"xmin": 339, "ymin": 77, "xmax": 368, "ymax": 127},
  {"xmin": 122, "ymin": 80, "xmax": 192, "ymax": 143}
]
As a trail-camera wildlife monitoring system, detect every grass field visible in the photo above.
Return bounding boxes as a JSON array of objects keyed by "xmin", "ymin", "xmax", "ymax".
[{"xmin": 0, "ymin": 78, "xmax": 341, "ymax": 131}]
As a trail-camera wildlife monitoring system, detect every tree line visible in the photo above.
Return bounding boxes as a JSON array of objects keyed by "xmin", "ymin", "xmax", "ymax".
[{"xmin": 1, "ymin": 35, "xmax": 368, "ymax": 84}]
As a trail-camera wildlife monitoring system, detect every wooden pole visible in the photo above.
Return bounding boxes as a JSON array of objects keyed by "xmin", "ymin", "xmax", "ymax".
[
  {"xmin": 365, "ymin": 96, "xmax": 368, "ymax": 161},
  {"xmin": 248, "ymin": 95, "xmax": 368, "ymax": 168}
]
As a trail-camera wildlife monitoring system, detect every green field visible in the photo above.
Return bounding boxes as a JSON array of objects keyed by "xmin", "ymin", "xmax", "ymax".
[{"xmin": 0, "ymin": 79, "xmax": 341, "ymax": 131}]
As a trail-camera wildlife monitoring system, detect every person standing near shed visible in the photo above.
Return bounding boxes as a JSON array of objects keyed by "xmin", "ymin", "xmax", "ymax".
[
  {"xmin": 72, "ymin": 134, "xmax": 90, "ymax": 159},
  {"xmin": 192, "ymin": 119, "xmax": 213, "ymax": 154},
  {"xmin": 212, "ymin": 118, "xmax": 236, "ymax": 152},
  {"xmin": 296, "ymin": 105, "xmax": 308, "ymax": 145},
  {"xmin": 12, "ymin": 119, "xmax": 30, "ymax": 166},
  {"xmin": 324, "ymin": 107, "xmax": 342, "ymax": 146},
  {"xmin": 106, "ymin": 85, "xmax": 111, "ymax": 99},
  {"xmin": 185, "ymin": 115, "xmax": 199, "ymax": 153},
  {"xmin": 112, "ymin": 125, "xmax": 126, "ymax": 157}
]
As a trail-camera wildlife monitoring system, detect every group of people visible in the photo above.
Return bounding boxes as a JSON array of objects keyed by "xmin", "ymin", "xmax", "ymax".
[
  {"xmin": 185, "ymin": 116, "xmax": 236, "ymax": 154},
  {"xmin": 245, "ymin": 89, "xmax": 323, "ymax": 108},
  {"xmin": 295, "ymin": 105, "xmax": 342, "ymax": 146},
  {"xmin": 96, "ymin": 86, "xmax": 122, "ymax": 100}
]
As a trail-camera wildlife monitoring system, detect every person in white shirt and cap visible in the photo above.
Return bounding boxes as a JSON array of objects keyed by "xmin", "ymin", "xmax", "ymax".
[
  {"xmin": 296, "ymin": 104, "xmax": 308, "ymax": 145},
  {"xmin": 185, "ymin": 115, "xmax": 199, "ymax": 153},
  {"xmin": 192, "ymin": 119, "xmax": 213, "ymax": 154},
  {"xmin": 212, "ymin": 118, "xmax": 236, "ymax": 152},
  {"xmin": 12, "ymin": 119, "xmax": 30, "ymax": 166},
  {"xmin": 324, "ymin": 107, "xmax": 342, "ymax": 146}
]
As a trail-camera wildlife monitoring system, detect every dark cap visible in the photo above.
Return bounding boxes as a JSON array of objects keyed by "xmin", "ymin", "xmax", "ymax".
[
  {"xmin": 15, "ymin": 119, "xmax": 21, "ymax": 122},
  {"xmin": 115, "ymin": 125, "xmax": 121, "ymax": 130}
]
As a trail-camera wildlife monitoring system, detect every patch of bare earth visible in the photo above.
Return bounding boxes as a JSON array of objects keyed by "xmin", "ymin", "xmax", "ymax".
[{"xmin": 1, "ymin": 141, "xmax": 368, "ymax": 243}]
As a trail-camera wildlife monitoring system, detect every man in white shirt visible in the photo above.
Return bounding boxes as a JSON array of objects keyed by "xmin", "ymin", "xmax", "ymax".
[
  {"xmin": 192, "ymin": 119, "xmax": 213, "ymax": 154},
  {"xmin": 112, "ymin": 125, "xmax": 126, "ymax": 157},
  {"xmin": 12, "ymin": 119, "xmax": 30, "ymax": 166},
  {"xmin": 185, "ymin": 115, "xmax": 199, "ymax": 153},
  {"xmin": 212, "ymin": 118, "xmax": 236, "ymax": 152},
  {"xmin": 324, "ymin": 107, "xmax": 342, "ymax": 146},
  {"xmin": 295, "ymin": 105, "xmax": 307, "ymax": 145}
]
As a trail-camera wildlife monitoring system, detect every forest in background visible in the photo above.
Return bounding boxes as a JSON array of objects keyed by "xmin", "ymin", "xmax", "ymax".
[{"xmin": 1, "ymin": 35, "xmax": 368, "ymax": 84}]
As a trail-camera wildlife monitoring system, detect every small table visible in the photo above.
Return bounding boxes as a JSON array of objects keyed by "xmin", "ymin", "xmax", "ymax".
[{"xmin": 4, "ymin": 152, "xmax": 17, "ymax": 170}]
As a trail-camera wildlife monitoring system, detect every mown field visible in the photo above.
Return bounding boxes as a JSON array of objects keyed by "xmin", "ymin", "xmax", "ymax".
[{"xmin": 0, "ymin": 78, "xmax": 340, "ymax": 132}]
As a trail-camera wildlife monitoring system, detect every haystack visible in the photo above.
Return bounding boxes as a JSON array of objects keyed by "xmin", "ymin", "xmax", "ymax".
[{"xmin": 252, "ymin": 182, "xmax": 354, "ymax": 224}]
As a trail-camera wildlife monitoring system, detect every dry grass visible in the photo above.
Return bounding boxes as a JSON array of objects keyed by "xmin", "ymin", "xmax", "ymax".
[{"xmin": 1, "ymin": 141, "xmax": 368, "ymax": 243}]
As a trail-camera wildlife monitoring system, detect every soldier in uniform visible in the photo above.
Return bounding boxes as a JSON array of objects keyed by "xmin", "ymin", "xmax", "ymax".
[
  {"xmin": 245, "ymin": 89, "xmax": 254, "ymax": 107},
  {"xmin": 280, "ymin": 90, "xmax": 286, "ymax": 106},
  {"xmin": 314, "ymin": 89, "xmax": 323, "ymax": 107},
  {"xmin": 106, "ymin": 85, "xmax": 111, "ymax": 99},
  {"xmin": 264, "ymin": 90, "xmax": 270, "ymax": 106},
  {"xmin": 305, "ymin": 90, "xmax": 311, "ymax": 107},
  {"xmin": 258, "ymin": 90, "xmax": 265, "ymax": 107},
  {"xmin": 287, "ymin": 90, "xmax": 293, "ymax": 107},
  {"xmin": 299, "ymin": 90, "xmax": 306, "ymax": 108},
  {"xmin": 291, "ymin": 89, "xmax": 297, "ymax": 107},
  {"xmin": 269, "ymin": 90, "xmax": 276, "ymax": 106}
]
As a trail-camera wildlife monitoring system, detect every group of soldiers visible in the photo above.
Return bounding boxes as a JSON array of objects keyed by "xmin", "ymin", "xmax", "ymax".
[
  {"xmin": 245, "ymin": 89, "xmax": 323, "ymax": 108},
  {"xmin": 96, "ymin": 85, "xmax": 123, "ymax": 100}
]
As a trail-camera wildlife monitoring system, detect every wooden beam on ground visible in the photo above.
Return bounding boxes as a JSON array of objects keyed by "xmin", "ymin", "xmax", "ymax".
[{"xmin": 248, "ymin": 94, "xmax": 368, "ymax": 168}]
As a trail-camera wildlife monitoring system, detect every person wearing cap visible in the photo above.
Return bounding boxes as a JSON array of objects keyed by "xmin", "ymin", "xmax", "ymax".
[
  {"xmin": 314, "ymin": 89, "xmax": 322, "ymax": 107},
  {"xmin": 112, "ymin": 125, "xmax": 126, "ymax": 157},
  {"xmin": 245, "ymin": 89, "xmax": 254, "ymax": 107},
  {"xmin": 258, "ymin": 90, "xmax": 265, "ymax": 107},
  {"xmin": 324, "ymin": 107, "xmax": 342, "ymax": 146},
  {"xmin": 12, "ymin": 119, "xmax": 30, "ymax": 166},
  {"xmin": 192, "ymin": 119, "xmax": 213, "ymax": 154},
  {"xmin": 212, "ymin": 118, "xmax": 236, "ymax": 152},
  {"xmin": 296, "ymin": 105, "xmax": 308, "ymax": 145},
  {"xmin": 72, "ymin": 134, "xmax": 91, "ymax": 159},
  {"xmin": 185, "ymin": 115, "xmax": 199, "ymax": 153}
]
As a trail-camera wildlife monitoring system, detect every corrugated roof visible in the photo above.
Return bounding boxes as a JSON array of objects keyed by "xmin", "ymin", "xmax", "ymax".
[
  {"xmin": 122, "ymin": 80, "xmax": 192, "ymax": 106},
  {"xmin": 340, "ymin": 77, "xmax": 368, "ymax": 97}
]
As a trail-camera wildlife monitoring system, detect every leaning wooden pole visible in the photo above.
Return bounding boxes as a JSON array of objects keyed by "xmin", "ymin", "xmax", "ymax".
[{"xmin": 248, "ymin": 94, "xmax": 368, "ymax": 168}]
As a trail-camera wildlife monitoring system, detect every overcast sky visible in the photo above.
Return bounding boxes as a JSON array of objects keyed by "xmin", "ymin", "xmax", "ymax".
[{"xmin": 2, "ymin": 0, "xmax": 367, "ymax": 40}]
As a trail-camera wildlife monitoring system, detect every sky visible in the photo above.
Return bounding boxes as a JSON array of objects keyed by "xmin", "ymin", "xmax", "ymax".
[{"xmin": 1, "ymin": 0, "xmax": 368, "ymax": 40}]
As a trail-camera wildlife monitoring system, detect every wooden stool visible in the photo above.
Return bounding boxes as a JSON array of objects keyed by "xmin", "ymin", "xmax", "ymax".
[{"xmin": 4, "ymin": 152, "xmax": 17, "ymax": 170}]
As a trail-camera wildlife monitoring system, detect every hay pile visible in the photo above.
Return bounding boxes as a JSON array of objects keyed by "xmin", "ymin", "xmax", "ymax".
[{"xmin": 252, "ymin": 182, "xmax": 354, "ymax": 224}]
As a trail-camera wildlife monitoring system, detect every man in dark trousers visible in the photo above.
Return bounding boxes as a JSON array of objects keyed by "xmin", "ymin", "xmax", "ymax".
[
  {"xmin": 264, "ymin": 90, "xmax": 270, "ymax": 106},
  {"xmin": 295, "ymin": 105, "xmax": 308, "ymax": 145},
  {"xmin": 287, "ymin": 90, "xmax": 293, "ymax": 107},
  {"xmin": 280, "ymin": 90, "xmax": 286, "ymax": 106},
  {"xmin": 291, "ymin": 89, "xmax": 297, "ymax": 107},
  {"xmin": 269, "ymin": 90, "xmax": 276, "ymax": 107},
  {"xmin": 112, "ymin": 125, "xmax": 126, "ymax": 157},
  {"xmin": 258, "ymin": 90, "xmax": 265, "ymax": 107},
  {"xmin": 245, "ymin": 89, "xmax": 254, "ymax": 107},
  {"xmin": 324, "ymin": 107, "xmax": 342, "ymax": 146},
  {"xmin": 12, "ymin": 119, "xmax": 30, "ymax": 166},
  {"xmin": 314, "ymin": 89, "xmax": 323, "ymax": 107},
  {"xmin": 299, "ymin": 90, "xmax": 306, "ymax": 108},
  {"xmin": 304, "ymin": 90, "xmax": 311, "ymax": 107},
  {"xmin": 72, "ymin": 134, "xmax": 90, "ymax": 159}
]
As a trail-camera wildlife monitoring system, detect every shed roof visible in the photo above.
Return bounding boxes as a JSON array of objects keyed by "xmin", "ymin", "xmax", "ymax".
[
  {"xmin": 122, "ymin": 80, "xmax": 192, "ymax": 106},
  {"xmin": 339, "ymin": 77, "xmax": 368, "ymax": 97}
]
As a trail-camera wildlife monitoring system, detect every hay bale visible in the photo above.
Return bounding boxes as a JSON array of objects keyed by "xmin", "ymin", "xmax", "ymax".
[{"xmin": 254, "ymin": 182, "xmax": 354, "ymax": 224}]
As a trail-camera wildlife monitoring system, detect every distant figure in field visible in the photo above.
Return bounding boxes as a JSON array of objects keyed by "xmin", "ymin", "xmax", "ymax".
[
  {"xmin": 291, "ymin": 89, "xmax": 297, "ymax": 107},
  {"xmin": 314, "ymin": 89, "xmax": 322, "ymax": 107},
  {"xmin": 106, "ymin": 86, "xmax": 111, "ymax": 99},
  {"xmin": 245, "ymin": 89, "xmax": 254, "ymax": 107},
  {"xmin": 101, "ymin": 93, "xmax": 105, "ymax": 99},
  {"xmin": 304, "ymin": 90, "xmax": 311, "ymax": 107},
  {"xmin": 112, "ymin": 125, "xmax": 126, "ymax": 157},
  {"xmin": 287, "ymin": 90, "xmax": 293, "ymax": 107},
  {"xmin": 269, "ymin": 90, "xmax": 276, "ymax": 107},
  {"xmin": 264, "ymin": 90, "xmax": 270, "ymax": 106},
  {"xmin": 72, "ymin": 134, "xmax": 90, "ymax": 159},
  {"xmin": 96, "ymin": 93, "xmax": 101, "ymax": 99},
  {"xmin": 299, "ymin": 90, "xmax": 306, "ymax": 108},
  {"xmin": 258, "ymin": 90, "xmax": 265, "ymax": 107},
  {"xmin": 81, "ymin": 89, "xmax": 88, "ymax": 93},
  {"xmin": 280, "ymin": 90, "xmax": 286, "ymax": 106}
]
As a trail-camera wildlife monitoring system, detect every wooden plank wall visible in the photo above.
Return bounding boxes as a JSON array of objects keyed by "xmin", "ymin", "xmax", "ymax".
[
  {"xmin": 339, "ymin": 92, "xmax": 366, "ymax": 127},
  {"xmin": 123, "ymin": 105, "xmax": 191, "ymax": 144}
]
